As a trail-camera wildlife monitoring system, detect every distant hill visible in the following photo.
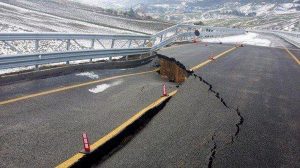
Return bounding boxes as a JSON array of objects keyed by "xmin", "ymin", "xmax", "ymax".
[
  {"xmin": 132, "ymin": 0, "xmax": 300, "ymax": 31},
  {"xmin": 0, "ymin": 0, "xmax": 173, "ymax": 34}
]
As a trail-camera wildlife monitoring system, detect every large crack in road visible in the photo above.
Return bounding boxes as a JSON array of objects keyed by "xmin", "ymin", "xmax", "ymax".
[
  {"xmin": 91, "ymin": 53, "xmax": 245, "ymax": 168},
  {"xmin": 190, "ymin": 73, "xmax": 244, "ymax": 167},
  {"xmin": 155, "ymin": 54, "xmax": 244, "ymax": 167},
  {"xmin": 99, "ymin": 44, "xmax": 300, "ymax": 168},
  {"xmin": 208, "ymin": 133, "xmax": 217, "ymax": 168}
]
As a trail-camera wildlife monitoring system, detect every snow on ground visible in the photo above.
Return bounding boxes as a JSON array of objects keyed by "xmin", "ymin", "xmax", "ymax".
[
  {"xmin": 0, "ymin": 66, "xmax": 34, "ymax": 75},
  {"xmin": 202, "ymin": 32, "xmax": 271, "ymax": 47},
  {"xmin": 0, "ymin": 56, "xmax": 123, "ymax": 75},
  {"xmin": 76, "ymin": 71, "xmax": 99, "ymax": 79},
  {"xmin": 256, "ymin": 4, "xmax": 276, "ymax": 16},
  {"xmin": 0, "ymin": 1, "xmax": 171, "ymax": 35},
  {"xmin": 0, "ymin": 2, "xmax": 136, "ymax": 34},
  {"xmin": 88, "ymin": 80, "xmax": 123, "ymax": 93}
]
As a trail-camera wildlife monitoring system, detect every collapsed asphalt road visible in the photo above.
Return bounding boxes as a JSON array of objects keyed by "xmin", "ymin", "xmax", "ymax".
[
  {"xmin": 100, "ymin": 43, "xmax": 299, "ymax": 168},
  {"xmin": 0, "ymin": 41, "xmax": 299, "ymax": 168}
]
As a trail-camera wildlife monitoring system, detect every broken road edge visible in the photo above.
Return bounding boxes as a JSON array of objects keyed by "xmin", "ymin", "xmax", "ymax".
[{"xmin": 56, "ymin": 90, "xmax": 178, "ymax": 168}]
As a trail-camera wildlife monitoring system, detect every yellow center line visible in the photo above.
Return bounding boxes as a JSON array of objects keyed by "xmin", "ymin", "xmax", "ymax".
[
  {"xmin": 284, "ymin": 47, "xmax": 300, "ymax": 65},
  {"xmin": 277, "ymin": 41, "xmax": 300, "ymax": 65},
  {"xmin": 0, "ymin": 69, "xmax": 159, "ymax": 106},
  {"xmin": 55, "ymin": 90, "xmax": 178, "ymax": 168},
  {"xmin": 190, "ymin": 46, "xmax": 238, "ymax": 71}
]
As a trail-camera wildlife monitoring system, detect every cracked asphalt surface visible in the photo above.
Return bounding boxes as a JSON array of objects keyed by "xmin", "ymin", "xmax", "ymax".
[
  {"xmin": 101, "ymin": 42, "xmax": 299, "ymax": 167},
  {"xmin": 0, "ymin": 35, "xmax": 299, "ymax": 168},
  {"xmin": 195, "ymin": 45, "xmax": 300, "ymax": 167}
]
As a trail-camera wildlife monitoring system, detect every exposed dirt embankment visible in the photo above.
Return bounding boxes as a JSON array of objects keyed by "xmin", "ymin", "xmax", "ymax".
[{"xmin": 157, "ymin": 53, "xmax": 192, "ymax": 83}]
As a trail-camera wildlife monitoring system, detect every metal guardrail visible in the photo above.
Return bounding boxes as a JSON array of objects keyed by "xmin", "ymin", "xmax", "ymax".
[
  {"xmin": 250, "ymin": 29, "xmax": 300, "ymax": 48},
  {"xmin": 0, "ymin": 24, "xmax": 245, "ymax": 70},
  {"xmin": 0, "ymin": 33, "xmax": 151, "ymax": 56},
  {"xmin": 151, "ymin": 32, "xmax": 193, "ymax": 51},
  {"xmin": 0, "ymin": 48, "xmax": 150, "ymax": 69},
  {"xmin": 271, "ymin": 31, "xmax": 300, "ymax": 48},
  {"xmin": 151, "ymin": 24, "xmax": 245, "ymax": 50},
  {"xmin": 0, "ymin": 33, "xmax": 151, "ymax": 41}
]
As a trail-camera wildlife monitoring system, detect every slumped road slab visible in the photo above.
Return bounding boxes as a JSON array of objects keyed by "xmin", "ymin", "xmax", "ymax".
[{"xmin": 0, "ymin": 67, "xmax": 177, "ymax": 168}]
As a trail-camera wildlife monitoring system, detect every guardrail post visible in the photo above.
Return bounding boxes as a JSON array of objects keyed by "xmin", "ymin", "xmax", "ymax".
[
  {"xmin": 109, "ymin": 56, "xmax": 112, "ymax": 62},
  {"xmin": 128, "ymin": 40, "xmax": 132, "ymax": 48},
  {"xmin": 35, "ymin": 64, "xmax": 39, "ymax": 70},
  {"xmin": 90, "ymin": 39, "xmax": 95, "ymax": 49},
  {"xmin": 35, "ymin": 55, "xmax": 42, "ymax": 70},
  {"xmin": 111, "ymin": 39, "xmax": 115, "ymax": 48},
  {"xmin": 125, "ymin": 55, "xmax": 128, "ymax": 60},
  {"xmin": 66, "ymin": 39, "xmax": 71, "ymax": 50},
  {"xmin": 160, "ymin": 35, "xmax": 163, "ymax": 42},
  {"xmin": 35, "ymin": 40, "xmax": 39, "ymax": 51}
]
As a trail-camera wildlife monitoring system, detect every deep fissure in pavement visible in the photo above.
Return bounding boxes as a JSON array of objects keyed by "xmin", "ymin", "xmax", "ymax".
[
  {"xmin": 158, "ymin": 54, "xmax": 244, "ymax": 168},
  {"xmin": 157, "ymin": 54, "xmax": 244, "ymax": 168},
  {"xmin": 234, "ymin": 108, "xmax": 244, "ymax": 137},
  {"xmin": 157, "ymin": 54, "xmax": 244, "ymax": 167},
  {"xmin": 208, "ymin": 133, "xmax": 217, "ymax": 168},
  {"xmin": 192, "ymin": 73, "xmax": 244, "ymax": 141},
  {"xmin": 191, "ymin": 73, "xmax": 244, "ymax": 167}
]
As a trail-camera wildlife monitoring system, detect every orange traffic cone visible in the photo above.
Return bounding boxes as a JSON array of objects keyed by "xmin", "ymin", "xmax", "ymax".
[
  {"xmin": 162, "ymin": 84, "xmax": 168, "ymax": 97},
  {"xmin": 81, "ymin": 133, "xmax": 91, "ymax": 153}
]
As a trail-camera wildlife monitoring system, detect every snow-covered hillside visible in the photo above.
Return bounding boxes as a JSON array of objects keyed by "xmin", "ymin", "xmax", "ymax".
[
  {"xmin": 0, "ymin": 0, "xmax": 173, "ymax": 34},
  {"xmin": 0, "ymin": 2, "xmax": 135, "ymax": 34},
  {"xmin": 134, "ymin": 0, "xmax": 300, "ymax": 31}
]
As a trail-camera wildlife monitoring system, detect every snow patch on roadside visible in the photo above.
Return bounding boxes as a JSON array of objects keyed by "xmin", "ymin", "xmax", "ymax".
[
  {"xmin": 0, "ymin": 56, "xmax": 124, "ymax": 76},
  {"xmin": 89, "ymin": 80, "xmax": 123, "ymax": 93},
  {"xmin": 203, "ymin": 32, "xmax": 271, "ymax": 47},
  {"xmin": 76, "ymin": 71, "xmax": 99, "ymax": 79},
  {"xmin": 0, "ymin": 66, "xmax": 34, "ymax": 75}
]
